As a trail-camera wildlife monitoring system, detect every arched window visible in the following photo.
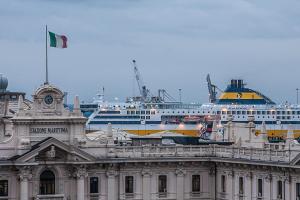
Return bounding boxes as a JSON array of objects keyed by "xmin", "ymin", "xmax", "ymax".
[{"xmin": 40, "ymin": 170, "xmax": 55, "ymax": 195}]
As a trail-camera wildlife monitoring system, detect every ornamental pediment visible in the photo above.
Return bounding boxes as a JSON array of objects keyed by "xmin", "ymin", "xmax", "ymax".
[{"xmin": 11, "ymin": 137, "xmax": 95, "ymax": 163}]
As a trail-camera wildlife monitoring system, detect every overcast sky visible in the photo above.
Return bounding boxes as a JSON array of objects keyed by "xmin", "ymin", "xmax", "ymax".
[{"xmin": 1, "ymin": 0, "xmax": 300, "ymax": 104}]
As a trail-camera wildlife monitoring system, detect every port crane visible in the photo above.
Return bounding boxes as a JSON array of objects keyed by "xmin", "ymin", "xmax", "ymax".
[
  {"xmin": 133, "ymin": 60, "xmax": 150, "ymax": 102},
  {"xmin": 206, "ymin": 74, "xmax": 222, "ymax": 103}
]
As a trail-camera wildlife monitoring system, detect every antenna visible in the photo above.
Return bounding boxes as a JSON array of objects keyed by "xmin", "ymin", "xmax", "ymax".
[{"xmin": 297, "ymin": 88, "xmax": 299, "ymax": 104}]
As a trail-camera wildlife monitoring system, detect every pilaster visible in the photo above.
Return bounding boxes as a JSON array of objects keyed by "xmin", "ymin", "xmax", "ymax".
[
  {"xmin": 175, "ymin": 168, "xmax": 186, "ymax": 200},
  {"xmin": 142, "ymin": 169, "xmax": 152, "ymax": 200},
  {"xmin": 106, "ymin": 169, "xmax": 118, "ymax": 200},
  {"xmin": 74, "ymin": 166, "xmax": 87, "ymax": 200},
  {"xmin": 18, "ymin": 166, "xmax": 32, "ymax": 200},
  {"xmin": 244, "ymin": 172, "xmax": 252, "ymax": 200}
]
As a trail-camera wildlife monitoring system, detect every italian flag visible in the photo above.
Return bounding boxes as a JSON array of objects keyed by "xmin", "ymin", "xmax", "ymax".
[{"xmin": 49, "ymin": 31, "xmax": 68, "ymax": 48}]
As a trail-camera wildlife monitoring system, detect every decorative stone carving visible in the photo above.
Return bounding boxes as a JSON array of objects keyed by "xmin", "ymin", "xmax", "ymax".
[
  {"xmin": 141, "ymin": 169, "xmax": 152, "ymax": 177},
  {"xmin": 209, "ymin": 167, "xmax": 216, "ymax": 176},
  {"xmin": 227, "ymin": 170, "xmax": 234, "ymax": 177},
  {"xmin": 106, "ymin": 170, "xmax": 118, "ymax": 178},
  {"xmin": 175, "ymin": 168, "xmax": 186, "ymax": 176},
  {"xmin": 265, "ymin": 174, "xmax": 272, "ymax": 182},
  {"xmin": 245, "ymin": 171, "xmax": 252, "ymax": 180},
  {"xmin": 74, "ymin": 166, "xmax": 88, "ymax": 179},
  {"xmin": 46, "ymin": 145, "xmax": 56, "ymax": 158},
  {"xmin": 18, "ymin": 166, "xmax": 32, "ymax": 181}
]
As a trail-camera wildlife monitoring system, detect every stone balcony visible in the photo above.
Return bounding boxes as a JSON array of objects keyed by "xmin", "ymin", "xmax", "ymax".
[{"xmin": 90, "ymin": 144, "xmax": 300, "ymax": 165}]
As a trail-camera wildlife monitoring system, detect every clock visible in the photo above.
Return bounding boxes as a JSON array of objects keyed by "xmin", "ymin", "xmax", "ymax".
[{"xmin": 44, "ymin": 95, "xmax": 54, "ymax": 105}]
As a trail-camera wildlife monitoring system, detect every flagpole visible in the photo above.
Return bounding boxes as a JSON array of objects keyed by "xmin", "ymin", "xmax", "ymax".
[{"xmin": 45, "ymin": 25, "xmax": 48, "ymax": 84}]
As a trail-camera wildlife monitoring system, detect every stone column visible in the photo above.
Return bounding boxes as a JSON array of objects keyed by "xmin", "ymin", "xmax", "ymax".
[
  {"xmin": 142, "ymin": 169, "xmax": 152, "ymax": 200},
  {"xmin": 74, "ymin": 166, "xmax": 87, "ymax": 200},
  {"xmin": 175, "ymin": 169, "xmax": 186, "ymax": 200},
  {"xmin": 106, "ymin": 170, "xmax": 118, "ymax": 200},
  {"xmin": 18, "ymin": 167, "xmax": 32, "ymax": 200}
]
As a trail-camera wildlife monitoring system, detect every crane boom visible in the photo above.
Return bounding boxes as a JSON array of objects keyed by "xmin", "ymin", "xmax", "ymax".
[
  {"xmin": 206, "ymin": 74, "xmax": 217, "ymax": 103},
  {"xmin": 133, "ymin": 60, "xmax": 149, "ymax": 101}
]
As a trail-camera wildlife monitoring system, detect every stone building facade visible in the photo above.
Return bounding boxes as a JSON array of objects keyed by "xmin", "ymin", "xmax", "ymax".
[{"xmin": 0, "ymin": 83, "xmax": 300, "ymax": 200}]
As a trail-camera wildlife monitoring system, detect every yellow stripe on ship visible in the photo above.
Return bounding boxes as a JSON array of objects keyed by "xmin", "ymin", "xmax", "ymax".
[
  {"xmin": 125, "ymin": 130, "xmax": 162, "ymax": 136},
  {"xmin": 125, "ymin": 130, "xmax": 199, "ymax": 137},
  {"xmin": 219, "ymin": 92, "xmax": 263, "ymax": 100},
  {"xmin": 170, "ymin": 130, "xmax": 199, "ymax": 137},
  {"xmin": 256, "ymin": 130, "xmax": 300, "ymax": 139}
]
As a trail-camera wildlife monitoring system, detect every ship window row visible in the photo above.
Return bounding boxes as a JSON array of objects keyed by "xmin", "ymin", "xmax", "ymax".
[
  {"xmin": 127, "ymin": 111, "xmax": 154, "ymax": 115},
  {"xmin": 98, "ymin": 110, "xmax": 121, "ymax": 114},
  {"xmin": 140, "ymin": 116, "xmax": 151, "ymax": 119},
  {"xmin": 221, "ymin": 110, "xmax": 300, "ymax": 115},
  {"xmin": 158, "ymin": 110, "xmax": 215, "ymax": 114},
  {"xmin": 94, "ymin": 116, "xmax": 140, "ymax": 119}
]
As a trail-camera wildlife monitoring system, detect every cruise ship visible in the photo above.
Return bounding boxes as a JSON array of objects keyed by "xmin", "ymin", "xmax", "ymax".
[{"xmin": 81, "ymin": 62, "xmax": 300, "ymax": 141}]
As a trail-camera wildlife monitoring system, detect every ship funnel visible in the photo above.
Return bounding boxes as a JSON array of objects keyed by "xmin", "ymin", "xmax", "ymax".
[{"xmin": 230, "ymin": 79, "xmax": 244, "ymax": 89}]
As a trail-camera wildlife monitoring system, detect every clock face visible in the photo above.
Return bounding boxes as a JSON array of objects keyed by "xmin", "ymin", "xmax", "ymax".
[{"xmin": 44, "ymin": 95, "xmax": 54, "ymax": 105}]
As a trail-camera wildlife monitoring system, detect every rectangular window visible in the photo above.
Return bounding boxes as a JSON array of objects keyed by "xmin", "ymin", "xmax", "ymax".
[
  {"xmin": 277, "ymin": 111, "xmax": 280, "ymax": 115},
  {"xmin": 146, "ymin": 111, "xmax": 150, "ymax": 115},
  {"xmin": 192, "ymin": 175, "xmax": 200, "ymax": 192},
  {"xmin": 296, "ymin": 183, "xmax": 300, "ymax": 198},
  {"xmin": 125, "ymin": 176, "xmax": 134, "ymax": 194},
  {"xmin": 158, "ymin": 175, "xmax": 167, "ymax": 193},
  {"xmin": 221, "ymin": 175, "xmax": 226, "ymax": 193},
  {"xmin": 0, "ymin": 180, "xmax": 8, "ymax": 196},
  {"xmin": 258, "ymin": 179, "xmax": 263, "ymax": 197},
  {"xmin": 89, "ymin": 177, "xmax": 98, "ymax": 194},
  {"xmin": 277, "ymin": 180, "xmax": 283, "ymax": 199},
  {"xmin": 239, "ymin": 177, "xmax": 244, "ymax": 195}
]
